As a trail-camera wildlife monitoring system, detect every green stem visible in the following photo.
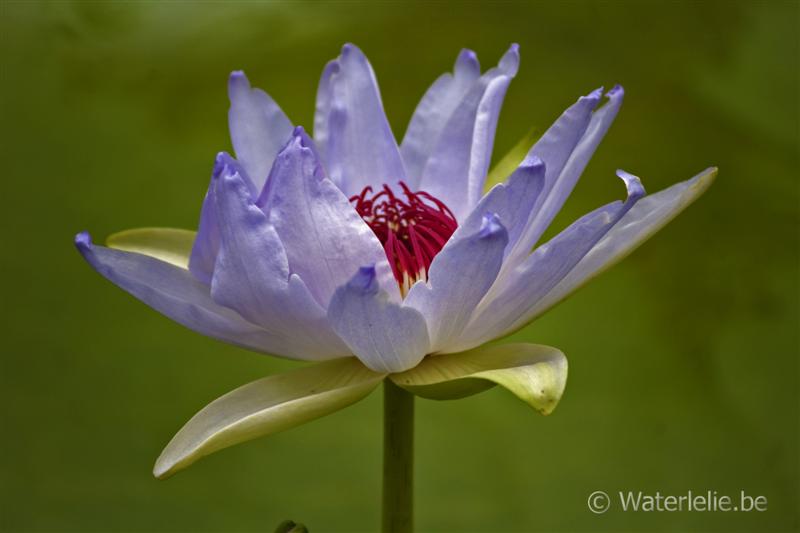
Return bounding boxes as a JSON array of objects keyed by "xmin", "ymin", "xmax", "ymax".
[{"xmin": 382, "ymin": 380, "xmax": 414, "ymax": 533}]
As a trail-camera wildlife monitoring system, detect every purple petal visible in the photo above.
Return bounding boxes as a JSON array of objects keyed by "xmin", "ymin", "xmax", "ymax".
[
  {"xmin": 75, "ymin": 232, "xmax": 331, "ymax": 360},
  {"xmin": 400, "ymin": 48, "xmax": 481, "ymax": 187},
  {"xmin": 446, "ymin": 170, "xmax": 646, "ymax": 353},
  {"xmin": 208, "ymin": 160, "xmax": 350, "ymax": 357},
  {"xmin": 417, "ymin": 45, "xmax": 520, "ymax": 221},
  {"xmin": 405, "ymin": 212, "xmax": 509, "ymax": 352},
  {"xmin": 313, "ymin": 44, "xmax": 407, "ymax": 196},
  {"xmin": 228, "ymin": 71, "xmax": 294, "ymax": 192},
  {"xmin": 504, "ymin": 86, "xmax": 624, "ymax": 269},
  {"xmin": 257, "ymin": 127, "xmax": 400, "ymax": 306},
  {"xmin": 328, "ymin": 266, "xmax": 430, "ymax": 373}
]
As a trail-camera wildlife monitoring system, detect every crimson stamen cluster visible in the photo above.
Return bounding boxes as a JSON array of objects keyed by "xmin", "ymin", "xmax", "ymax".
[{"xmin": 351, "ymin": 182, "xmax": 458, "ymax": 294}]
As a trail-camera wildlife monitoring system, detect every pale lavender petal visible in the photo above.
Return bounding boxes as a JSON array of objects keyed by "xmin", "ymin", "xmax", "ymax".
[
  {"xmin": 504, "ymin": 86, "xmax": 624, "ymax": 269},
  {"xmin": 75, "ymin": 232, "xmax": 328, "ymax": 360},
  {"xmin": 228, "ymin": 71, "xmax": 294, "ymax": 192},
  {"xmin": 314, "ymin": 44, "xmax": 407, "ymax": 196},
  {"xmin": 446, "ymin": 170, "xmax": 645, "ymax": 353},
  {"xmin": 400, "ymin": 49, "xmax": 481, "ymax": 187},
  {"xmin": 417, "ymin": 45, "xmax": 519, "ymax": 221},
  {"xmin": 405, "ymin": 213, "xmax": 508, "ymax": 352},
  {"xmin": 257, "ymin": 127, "xmax": 400, "ymax": 306},
  {"xmin": 209, "ymin": 159, "xmax": 350, "ymax": 358},
  {"xmin": 313, "ymin": 60, "xmax": 338, "ymax": 165},
  {"xmin": 328, "ymin": 266, "xmax": 430, "ymax": 373}
]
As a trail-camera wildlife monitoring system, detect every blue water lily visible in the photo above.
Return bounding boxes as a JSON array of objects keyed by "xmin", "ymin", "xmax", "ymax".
[{"xmin": 76, "ymin": 43, "xmax": 715, "ymax": 481}]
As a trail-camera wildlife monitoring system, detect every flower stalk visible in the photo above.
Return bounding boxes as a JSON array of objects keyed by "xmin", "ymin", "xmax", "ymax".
[{"xmin": 382, "ymin": 380, "xmax": 415, "ymax": 533}]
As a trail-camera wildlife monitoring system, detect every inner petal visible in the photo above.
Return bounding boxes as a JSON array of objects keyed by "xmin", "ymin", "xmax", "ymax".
[{"xmin": 350, "ymin": 182, "xmax": 458, "ymax": 295}]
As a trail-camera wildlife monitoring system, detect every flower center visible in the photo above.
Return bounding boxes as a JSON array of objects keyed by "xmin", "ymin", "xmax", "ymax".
[{"xmin": 350, "ymin": 182, "xmax": 458, "ymax": 295}]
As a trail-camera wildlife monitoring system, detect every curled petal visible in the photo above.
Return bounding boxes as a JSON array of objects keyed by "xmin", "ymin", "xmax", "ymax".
[
  {"xmin": 328, "ymin": 266, "xmax": 430, "ymax": 373},
  {"xmin": 391, "ymin": 343, "xmax": 567, "ymax": 415},
  {"xmin": 528, "ymin": 167, "xmax": 718, "ymax": 321},
  {"xmin": 504, "ymin": 86, "xmax": 624, "ymax": 269},
  {"xmin": 154, "ymin": 357, "xmax": 385, "ymax": 478},
  {"xmin": 452, "ymin": 168, "xmax": 714, "ymax": 351}
]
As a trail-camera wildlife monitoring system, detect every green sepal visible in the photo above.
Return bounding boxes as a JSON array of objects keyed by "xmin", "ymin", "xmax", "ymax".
[
  {"xmin": 390, "ymin": 343, "xmax": 567, "ymax": 415},
  {"xmin": 107, "ymin": 227, "xmax": 196, "ymax": 269},
  {"xmin": 154, "ymin": 358, "xmax": 385, "ymax": 479}
]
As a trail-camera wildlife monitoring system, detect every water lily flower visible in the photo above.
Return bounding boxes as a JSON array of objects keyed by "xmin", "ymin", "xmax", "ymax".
[{"xmin": 75, "ymin": 43, "xmax": 715, "ymax": 486}]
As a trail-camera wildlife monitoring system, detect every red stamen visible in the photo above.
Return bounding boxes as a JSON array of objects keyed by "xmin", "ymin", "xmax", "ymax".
[{"xmin": 350, "ymin": 181, "xmax": 458, "ymax": 294}]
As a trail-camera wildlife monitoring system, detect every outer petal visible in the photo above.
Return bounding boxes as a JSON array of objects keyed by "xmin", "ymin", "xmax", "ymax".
[
  {"xmin": 313, "ymin": 59, "xmax": 338, "ymax": 165},
  {"xmin": 454, "ymin": 169, "xmax": 715, "ymax": 351},
  {"xmin": 328, "ymin": 266, "xmax": 430, "ymax": 373},
  {"xmin": 228, "ymin": 71, "xmax": 293, "ymax": 191},
  {"xmin": 418, "ymin": 45, "xmax": 520, "ymax": 221},
  {"xmin": 257, "ymin": 127, "xmax": 400, "ymax": 306},
  {"xmin": 154, "ymin": 357, "xmax": 385, "ymax": 478},
  {"xmin": 405, "ymin": 213, "xmax": 509, "ymax": 353},
  {"xmin": 391, "ymin": 343, "xmax": 567, "ymax": 415},
  {"xmin": 313, "ymin": 44, "xmax": 407, "ymax": 196},
  {"xmin": 74, "ymin": 232, "xmax": 322, "ymax": 359},
  {"xmin": 400, "ymin": 49, "xmax": 481, "ymax": 186},
  {"xmin": 504, "ymin": 86, "xmax": 624, "ymax": 269},
  {"xmin": 209, "ymin": 159, "xmax": 350, "ymax": 358}
]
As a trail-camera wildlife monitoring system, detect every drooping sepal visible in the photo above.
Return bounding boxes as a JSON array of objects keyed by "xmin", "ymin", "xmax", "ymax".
[
  {"xmin": 154, "ymin": 357, "xmax": 385, "ymax": 479},
  {"xmin": 389, "ymin": 343, "xmax": 568, "ymax": 415}
]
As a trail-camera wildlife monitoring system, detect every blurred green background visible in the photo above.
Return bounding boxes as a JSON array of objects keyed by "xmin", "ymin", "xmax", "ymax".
[{"xmin": 1, "ymin": 1, "xmax": 797, "ymax": 532}]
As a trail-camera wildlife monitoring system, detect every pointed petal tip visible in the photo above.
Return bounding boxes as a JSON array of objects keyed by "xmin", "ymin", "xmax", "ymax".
[
  {"xmin": 478, "ymin": 212, "xmax": 506, "ymax": 239},
  {"xmin": 454, "ymin": 48, "xmax": 480, "ymax": 77},
  {"xmin": 615, "ymin": 169, "xmax": 646, "ymax": 200},
  {"xmin": 607, "ymin": 84, "xmax": 624, "ymax": 99},
  {"xmin": 586, "ymin": 86, "xmax": 604, "ymax": 101},
  {"xmin": 228, "ymin": 70, "xmax": 251, "ymax": 98},
  {"xmin": 692, "ymin": 166, "xmax": 718, "ymax": 191},
  {"xmin": 152, "ymin": 458, "xmax": 173, "ymax": 480},
  {"xmin": 348, "ymin": 265, "xmax": 378, "ymax": 293},
  {"xmin": 524, "ymin": 155, "xmax": 545, "ymax": 170},
  {"xmin": 457, "ymin": 48, "xmax": 478, "ymax": 63},
  {"xmin": 74, "ymin": 230, "xmax": 92, "ymax": 251},
  {"xmin": 499, "ymin": 44, "xmax": 520, "ymax": 76},
  {"xmin": 212, "ymin": 152, "xmax": 238, "ymax": 180},
  {"xmin": 341, "ymin": 42, "xmax": 363, "ymax": 57}
]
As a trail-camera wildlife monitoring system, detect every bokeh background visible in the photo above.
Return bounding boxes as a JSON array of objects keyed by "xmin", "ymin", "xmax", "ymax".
[{"xmin": 1, "ymin": 1, "xmax": 798, "ymax": 532}]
